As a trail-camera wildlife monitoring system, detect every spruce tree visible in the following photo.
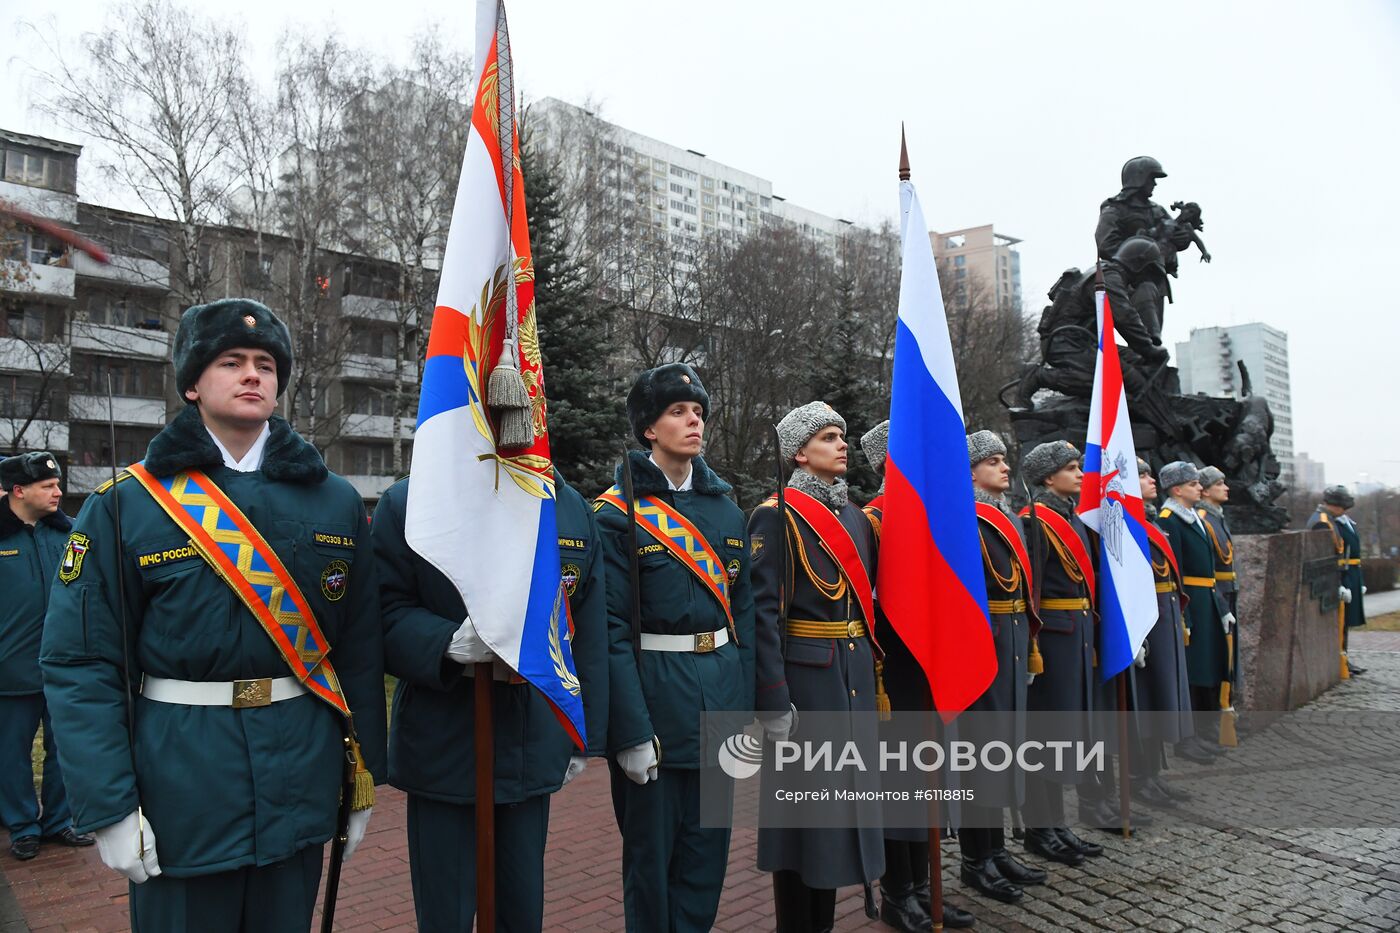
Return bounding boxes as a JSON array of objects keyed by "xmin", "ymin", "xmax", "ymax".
[
  {"xmin": 522, "ymin": 127, "xmax": 628, "ymax": 497},
  {"xmin": 806, "ymin": 273, "xmax": 883, "ymax": 501}
]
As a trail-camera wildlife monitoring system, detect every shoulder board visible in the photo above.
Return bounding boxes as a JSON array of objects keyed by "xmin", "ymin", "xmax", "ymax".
[
  {"xmin": 1196, "ymin": 508, "xmax": 1207, "ymax": 518},
  {"xmin": 757, "ymin": 495, "xmax": 778, "ymax": 509},
  {"xmin": 1159, "ymin": 507, "xmax": 1174, "ymax": 518},
  {"xmin": 94, "ymin": 470, "xmax": 134, "ymax": 495}
]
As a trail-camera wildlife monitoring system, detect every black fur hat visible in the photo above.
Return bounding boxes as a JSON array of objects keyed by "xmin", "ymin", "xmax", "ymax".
[
  {"xmin": 626, "ymin": 363, "xmax": 710, "ymax": 447},
  {"xmin": 0, "ymin": 451, "xmax": 62, "ymax": 491},
  {"xmin": 173, "ymin": 298, "xmax": 293, "ymax": 398}
]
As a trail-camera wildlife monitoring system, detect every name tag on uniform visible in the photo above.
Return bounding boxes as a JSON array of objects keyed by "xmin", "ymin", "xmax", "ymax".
[
  {"xmin": 558, "ymin": 536, "xmax": 587, "ymax": 550},
  {"xmin": 0, "ymin": 548, "xmax": 19, "ymax": 557},
  {"xmin": 137, "ymin": 545, "xmax": 200, "ymax": 569},
  {"xmin": 725, "ymin": 537, "xmax": 744, "ymax": 549},
  {"xmin": 312, "ymin": 532, "xmax": 356, "ymax": 549},
  {"xmin": 637, "ymin": 543, "xmax": 666, "ymax": 556}
]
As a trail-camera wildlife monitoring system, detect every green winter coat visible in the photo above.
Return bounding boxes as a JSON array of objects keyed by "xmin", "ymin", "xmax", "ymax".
[
  {"xmin": 0, "ymin": 497, "xmax": 71, "ymax": 695},
  {"xmin": 372, "ymin": 473, "xmax": 611, "ymax": 804},
  {"xmin": 40, "ymin": 406, "xmax": 387, "ymax": 877},
  {"xmin": 1159, "ymin": 501, "xmax": 1228, "ymax": 688},
  {"xmin": 595, "ymin": 452, "xmax": 755, "ymax": 767}
]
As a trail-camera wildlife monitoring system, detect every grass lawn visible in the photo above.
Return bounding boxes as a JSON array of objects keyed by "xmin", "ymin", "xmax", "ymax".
[{"xmin": 1365, "ymin": 611, "xmax": 1400, "ymax": 631}]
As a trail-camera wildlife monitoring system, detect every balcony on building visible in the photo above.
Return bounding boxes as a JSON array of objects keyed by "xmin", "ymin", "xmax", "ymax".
[{"xmin": 1, "ymin": 130, "xmax": 81, "ymax": 225}]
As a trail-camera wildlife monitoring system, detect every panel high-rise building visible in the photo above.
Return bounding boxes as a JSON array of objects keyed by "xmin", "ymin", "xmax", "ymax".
[
  {"xmin": 1175, "ymin": 323, "xmax": 1295, "ymax": 484},
  {"xmin": 930, "ymin": 224, "xmax": 1023, "ymax": 310}
]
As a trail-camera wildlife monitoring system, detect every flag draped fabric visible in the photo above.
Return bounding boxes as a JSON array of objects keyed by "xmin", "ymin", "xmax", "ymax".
[
  {"xmin": 876, "ymin": 175, "xmax": 996, "ymax": 718},
  {"xmin": 406, "ymin": 0, "xmax": 585, "ymax": 749},
  {"xmin": 1076, "ymin": 280, "xmax": 1158, "ymax": 680}
]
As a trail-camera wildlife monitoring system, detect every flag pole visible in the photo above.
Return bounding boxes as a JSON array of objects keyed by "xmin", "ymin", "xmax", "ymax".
[
  {"xmin": 900, "ymin": 124, "xmax": 944, "ymax": 931},
  {"xmin": 475, "ymin": 665, "xmax": 497, "ymax": 929},
  {"xmin": 1116, "ymin": 672, "xmax": 1131, "ymax": 839}
]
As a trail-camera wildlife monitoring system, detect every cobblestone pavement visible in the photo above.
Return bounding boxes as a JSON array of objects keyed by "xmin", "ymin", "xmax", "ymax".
[{"xmin": 3, "ymin": 631, "xmax": 1398, "ymax": 932}]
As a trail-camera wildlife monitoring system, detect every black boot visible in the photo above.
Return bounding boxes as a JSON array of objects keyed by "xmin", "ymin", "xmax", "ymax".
[
  {"xmin": 772, "ymin": 870, "xmax": 811, "ymax": 933},
  {"xmin": 1174, "ymin": 737, "xmax": 1216, "ymax": 765},
  {"xmin": 1131, "ymin": 777, "xmax": 1177, "ymax": 808},
  {"xmin": 811, "ymin": 886, "xmax": 836, "ymax": 933},
  {"xmin": 1151, "ymin": 775, "xmax": 1191, "ymax": 801},
  {"xmin": 1024, "ymin": 827, "xmax": 1085, "ymax": 866},
  {"xmin": 912, "ymin": 883, "xmax": 976, "ymax": 929},
  {"xmin": 880, "ymin": 880, "xmax": 933, "ymax": 933},
  {"xmin": 1054, "ymin": 826, "xmax": 1103, "ymax": 858},
  {"xmin": 990, "ymin": 847, "xmax": 1046, "ymax": 885},
  {"xmin": 959, "ymin": 857, "xmax": 1024, "ymax": 903}
]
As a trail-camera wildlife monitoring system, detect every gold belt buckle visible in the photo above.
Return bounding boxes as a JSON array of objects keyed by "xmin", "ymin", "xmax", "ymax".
[
  {"xmin": 847, "ymin": 621, "xmax": 862, "ymax": 638},
  {"xmin": 695, "ymin": 631, "xmax": 716, "ymax": 653},
  {"xmin": 232, "ymin": 678, "xmax": 273, "ymax": 708}
]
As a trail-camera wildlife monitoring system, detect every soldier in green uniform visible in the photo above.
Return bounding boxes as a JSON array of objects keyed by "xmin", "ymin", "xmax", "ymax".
[
  {"xmin": 1018, "ymin": 441, "xmax": 1101, "ymax": 866},
  {"xmin": 1156, "ymin": 462, "xmax": 1233, "ymax": 757},
  {"xmin": 859, "ymin": 422, "xmax": 975, "ymax": 932},
  {"xmin": 41, "ymin": 299, "xmax": 387, "ymax": 933},
  {"xmin": 594, "ymin": 363, "xmax": 755, "ymax": 933},
  {"xmin": 370, "ymin": 466, "xmax": 611, "ymax": 932},
  {"xmin": 1196, "ymin": 467, "xmax": 1237, "ymax": 616},
  {"xmin": 0, "ymin": 453, "xmax": 92, "ymax": 860},
  {"xmin": 1309, "ymin": 486, "xmax": 1367, "ymax": 675},
  {"xmin": 749, "ymin": 401, "xmax": 885, "ymax": 933}
]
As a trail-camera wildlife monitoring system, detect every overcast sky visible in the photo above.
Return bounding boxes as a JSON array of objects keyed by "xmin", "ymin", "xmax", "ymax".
[{"xmin": 4, "ymin": 0, "xmax": 1398, "ymax": 486}]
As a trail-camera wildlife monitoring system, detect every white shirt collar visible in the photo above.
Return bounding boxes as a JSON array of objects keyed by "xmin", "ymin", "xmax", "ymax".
[
  {"xmin": 1168, "ymin": 497, "xmax": 1207, "ymax": 533},
  {"xmin": 206, "ymin": 422, "xmax": 271, "ymax": 473},
  {"xmin": 1337, "ymin": 514, "xmax": 1355, "ymax": 528},
  {"xmin": 649, "ymin": 454, "xmax": 693, "ymax": 492}
]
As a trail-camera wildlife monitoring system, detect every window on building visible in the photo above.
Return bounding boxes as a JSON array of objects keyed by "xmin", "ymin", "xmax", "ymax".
[
  {"xmin": 954, "ymin": 255, "xmax": 966, "ymax": 267},
  {"xmin": 345, "ymin": 383, "xmax": 393, "ymax": 416},
  {"xmin": 702, "ymin": 176, "xmax": 714, "ymax": 190},
  {"xmin": 1, "ymin": 146, "xmax": 77, "ymax": 194},
  {"xmin": 344, "ymin": 441, "xmax": 402, "ymax": 476},
  {"xmin": 0, "ymin": 304, "xmax": 52, "ymax": 341},
  {"xmin": 83, "ymin": 290, "xmax": 165, "ymax": 330},
  {"xmin": 0, "ymin": 373, "xmax": 64, "ymax": 420},
  {"xmin": 945, "ymin": 235, "xmax": 966, "ymax": 249},
  {"xmin": 702, "ymin": 194, "xmax": 714, "ymax": 207},
  {"xmin": 71, "ymin": 354, "xmax": 165, "ymax": 398},
  {"xmin": 242, "ymin": 250, "xmax": 274, "ymax": 289},
  {"xmin": 702, "ymin": 210, "xmax": 714, "ymax": 224},
  {"xmin": 350, "ymin": 326, "xmax": 397, "ymax": 359},
  {"xmin": 345, "ymin": 263, "xmax": 400, "ymax": 300},
  {"xmin": 69, "ymin": 424, "xmax": 160, "ymax": 468}
]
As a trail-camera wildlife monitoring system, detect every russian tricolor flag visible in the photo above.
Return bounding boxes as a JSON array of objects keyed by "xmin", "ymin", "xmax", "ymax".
[
  {"xmin": 877, "ymin": 156, "xmax": 997, "ymax": 718},
  {"xmin": 1077, "ymin": 273, "xmax": 1158, "ymax": 679},
  {"xmin": 405, "ymin": 0, "xmax": 585, "ymax": 749}
]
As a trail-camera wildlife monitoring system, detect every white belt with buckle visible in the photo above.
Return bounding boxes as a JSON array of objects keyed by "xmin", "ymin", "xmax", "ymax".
[
  {"xmin": 142, "ymin": 676, "xmax": 307, "ymax": 708},
  {"xmin": 639, "ymin": 628, "xmax": 729, "ymax": 653}
]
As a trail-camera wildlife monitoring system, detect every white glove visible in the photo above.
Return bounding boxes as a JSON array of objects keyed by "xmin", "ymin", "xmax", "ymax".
[
  {"xmin": 1134, "ymin": 642, "xmax": 1149, "ymax": 668},
  {"xmin": 1362, "ymin": 585, "xmax": 1368, "ymax": 595},
  {"xmin": 1221, "ymin": 612, "xmax": 1236, "ymax": 635},
  {"xmin": 1339, "ymin": 586, "xmax": 1353, "ymax": 605},
  {"xmin": 562, "ymin": 756, "xmax": 588, "ymax": 787},
  {"xmin": 1026, "ymin": 672, "xmax": 1037, "ymax": 686},
  {"xmin": 617, "ymin": 739, "xmax": 659, "ymax": 785},
  {"xmin": 759, "ymin": 704, "xmax": 798, "ymax": 743},
  {"xmin": 344, "ymin": 807, "xmax": 372, "ymax": 861},
  {"xmin": 446, "ymin": 617, "xmax": 496, "ymax": 665},
  {"xmin": 94, "ymin": 809, "xmax": 161, "ymax": 884}
]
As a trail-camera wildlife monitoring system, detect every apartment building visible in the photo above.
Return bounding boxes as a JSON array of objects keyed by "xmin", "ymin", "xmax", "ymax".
[
  {"xmin": 1175, "ymin": 322, "xmax": 1296, "ymax": 484},
  {"xmin": 931, "ymin": 224, "xmax": 1023, "ymax": 310},
  {"xmin": 1, "ymin": 128, "xmax": 418, "ymax": 506}
]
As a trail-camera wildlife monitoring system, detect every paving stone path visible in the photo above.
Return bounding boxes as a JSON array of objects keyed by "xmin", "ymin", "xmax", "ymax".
[{"xmin": 4, "ymin": 631, "xmax": 1398, "ymax": 931}]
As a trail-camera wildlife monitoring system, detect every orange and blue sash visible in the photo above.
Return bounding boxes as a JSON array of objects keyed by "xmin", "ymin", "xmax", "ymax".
[
  {"xmin": 127, "ymin": 463, "xmax": 351, "ymax": 717},
  {"xmin": 596, "ymin": 485, "xmax": 734, "ymax": 631}
]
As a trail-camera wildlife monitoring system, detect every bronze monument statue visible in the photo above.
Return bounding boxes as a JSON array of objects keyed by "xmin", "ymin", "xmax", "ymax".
[{"xmin": 1005, "ymin": 157, "xmax": 1287, "ymax": 533}]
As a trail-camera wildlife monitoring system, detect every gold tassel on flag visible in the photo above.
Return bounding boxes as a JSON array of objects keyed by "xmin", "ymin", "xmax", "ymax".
[
  {"xmin": 349, "ymin": 736, "xmax": 375, "ymax": 811},
  {"xmin": 1028, "ymin": 636, "xmax": 1044, "ymax": 675},
  {"xmin": 874, "ymin": 660, "xmax": 892, "ymax": 721},
  {"xmin": 1218, "ymin": 633, "xmax": 1238, "ymax": 747}
]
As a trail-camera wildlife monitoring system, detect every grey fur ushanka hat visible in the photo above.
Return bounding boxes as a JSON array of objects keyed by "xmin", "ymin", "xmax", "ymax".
[
  {"xmin": 1022, "ymin": 440, "xmax": 1081, "ymax": 487},
  {"xmin": 777, "ymin": 401, "xmax": 846, "ymax": 464}
]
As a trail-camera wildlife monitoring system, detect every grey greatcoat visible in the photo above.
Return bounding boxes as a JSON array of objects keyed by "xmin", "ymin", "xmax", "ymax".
[
  {"xmin": 963, "ymin": 498, "xmax": 1032, "ymax": 808},
  {"xmin": 749, "ymin": 492, "xmax": 885, "ymax": 889},
  {"xmin": 1021, "ymin": 491, "xmax": 1094, "ymax": 783},
  {"xmin": 1139, "ymin": 518, "xmax": 1194, "ymax": 743}
]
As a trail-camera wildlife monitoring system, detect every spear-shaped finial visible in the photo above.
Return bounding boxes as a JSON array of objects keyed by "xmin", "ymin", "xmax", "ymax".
[
  {"xmin": 1094, "ymin": 260, "xmax": 1105, "ymax": 290},
  {"xmin": 898, "ymin": 123, "xmax": 911, "ymax": 181}
]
